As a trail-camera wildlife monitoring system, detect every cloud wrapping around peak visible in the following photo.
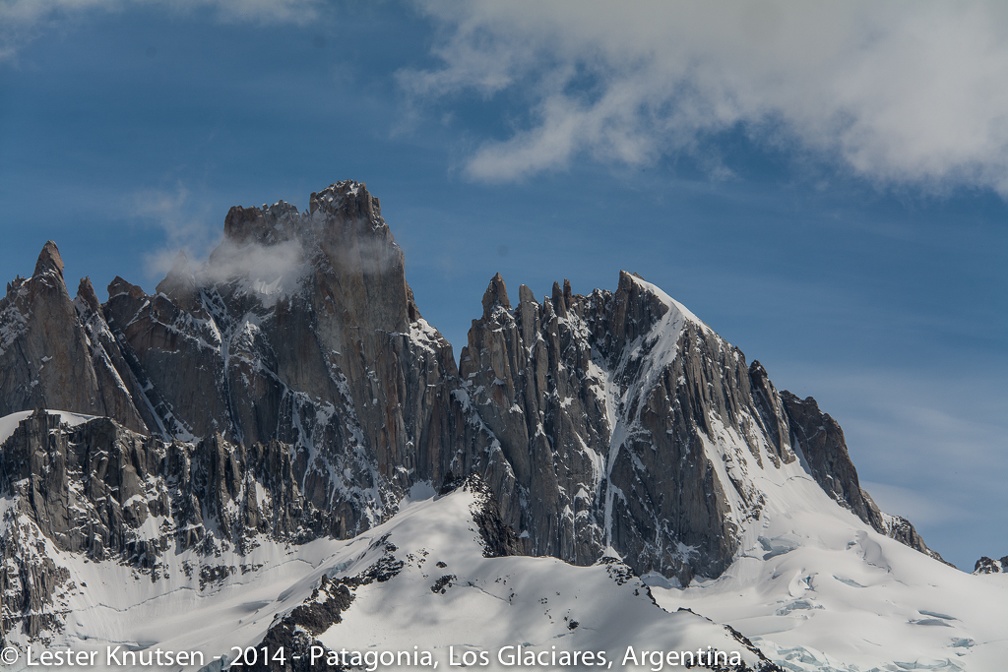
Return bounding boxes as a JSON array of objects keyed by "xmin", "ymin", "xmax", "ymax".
[
  {"xmin": 135, "ymin": 184, "xmax": 409, "ymax": 309},
  {"xmin": 133, "ymin": 185, "xmax": 307, "ymax": 305},
  {"xmin": 204, "ymin": 236, "xmax": 307, "ymax": 306},
  {"xmin": 408, "ymin": 0, "xmax": 1008, "ymax": 195}
]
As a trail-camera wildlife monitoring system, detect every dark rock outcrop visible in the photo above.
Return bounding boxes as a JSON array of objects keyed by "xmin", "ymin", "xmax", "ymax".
[{"xmin": 974, "ymin": 556, "xmax": 1008, "ymax": 574}]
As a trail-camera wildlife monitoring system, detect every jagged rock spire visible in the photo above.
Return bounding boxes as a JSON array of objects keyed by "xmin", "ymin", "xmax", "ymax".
[
  {"xmin": 33, "ymin": 240, "xmax": 65, "ymax": 282},
  {"xmin": 481, "ymin": 272, "xmax": 511, "ymax": 317},
  {"xmin": 76, "ymin": 277, "xmax": 102, "ymax": 314},
  {"xmin": 0, "ymin": 242, "xmax": 148, "ymax": 433}
]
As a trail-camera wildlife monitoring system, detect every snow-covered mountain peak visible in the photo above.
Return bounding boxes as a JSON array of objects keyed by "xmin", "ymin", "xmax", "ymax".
[
  {"xmin": 0, "ymin": 471, "xmax": 780, "ymax": 671},
  {"xmin": 618, "ymin": 269, "xmax": 712, "ymax": 336},
  {"xmin": 3, "ymin": 180, "xmax": 999, "ymax": 671},
  {"xmin": 310, "ymin": 178, "xmax": 366, "ymax": 202}
]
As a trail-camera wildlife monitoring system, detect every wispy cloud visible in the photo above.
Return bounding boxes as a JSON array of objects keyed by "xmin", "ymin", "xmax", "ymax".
[
  {"xmin": 130, "ymin": 184, "xmax": 219, "ymax": 281},
  {"xmin": 0, "ymin": 0, "xmax": 320, "ymax": 61},
  {"xmin": 405, "ymin": 1, "xmax": 1008, "ymax": 196},
  {"xmin": 131, "ymin": 185, "xmax": 312, "ymax": 307},
  {"xmin": 202, "ymin": 236, "xmax": 307, "ymax": 305},
  {"xmin": 131, "ymin": 184, "xmax": 311, "ymax": 302},
  {"xmin": 132, "ymin": 184, "xmax": 411, "ymax": 306}
]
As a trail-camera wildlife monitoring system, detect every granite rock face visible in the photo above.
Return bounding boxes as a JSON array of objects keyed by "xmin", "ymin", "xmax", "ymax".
[
  {"xmin": 0, "ymin": 243, "xmax": 147, "ymax": 433},
  {"xmin": 457, "ymin": 271, "xmax": 943, "ymax": 582},
  {"xmin": 100, "ymin": 182, "xmax": 479, "ymax": 536},
  {"xmin": 0, "ymin": 180, "xmax": 947, "ymax": 639},
  {"xmin": 459, "ymin": 271, "xmax": 750, "ymax": 581}
]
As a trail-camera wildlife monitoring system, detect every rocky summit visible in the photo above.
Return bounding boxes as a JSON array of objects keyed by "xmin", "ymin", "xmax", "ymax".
[{"xmin": 1, "ymin": 180, "xmax": 943, "ymax": 645}]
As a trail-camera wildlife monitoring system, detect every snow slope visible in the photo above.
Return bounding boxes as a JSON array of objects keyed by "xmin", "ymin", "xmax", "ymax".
[
  {"xmin": 315, "ymin": 483, "xmax": 767, "ymax": 671},
  {"xmin": 2, "ymin": 485, "xmax": 769, "ymax": 672},
  {"xmin": 2, "ymin": 412, "xmax": 1005, "ymax": 671},
  {"xmin": 648, "ymin": 424, "xmax": 1008, "ymax": 671}
]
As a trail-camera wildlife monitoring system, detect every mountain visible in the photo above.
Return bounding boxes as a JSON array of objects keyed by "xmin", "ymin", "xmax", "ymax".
[{"xmin": 1, "ymin": 181, "xmax": 1003, "ymax": 671}]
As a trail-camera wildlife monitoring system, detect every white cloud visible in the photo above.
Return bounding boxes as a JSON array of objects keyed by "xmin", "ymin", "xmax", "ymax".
[
  {"xmin": 198, "ymin": 0, "xmax": 320, "ymax": 24},
  {"xmin": 0, "ymin": 0, "xmax": 319, "ymax": 61},
  {"xmin": 407, "ymin": 0, "xmax": 1008, "ymax": 195},
  {"xmin": 202, "ymin": 236, "xmax": 307, "ymax": 305},
  {"xmin": 130, "ymin": 184, "xmax": 219, "ymax": 279},
  {"xmin": 132, "ymin": 184, "xmax": 311, "ymax": 303},
  {"xmin": 133, "ymin": 184, "xmax": 411, "ymax": 307}
]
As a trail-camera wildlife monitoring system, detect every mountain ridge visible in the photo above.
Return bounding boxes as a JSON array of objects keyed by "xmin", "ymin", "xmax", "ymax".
[{"xmin": 0, "ymin": 180, "xmax": 956, "ymax": 665}]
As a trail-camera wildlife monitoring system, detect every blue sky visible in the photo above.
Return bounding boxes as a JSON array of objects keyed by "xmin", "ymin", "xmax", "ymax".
[{"xmin": 1, "ymin": 0, "xmax": 1005, "ymax": 569}]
